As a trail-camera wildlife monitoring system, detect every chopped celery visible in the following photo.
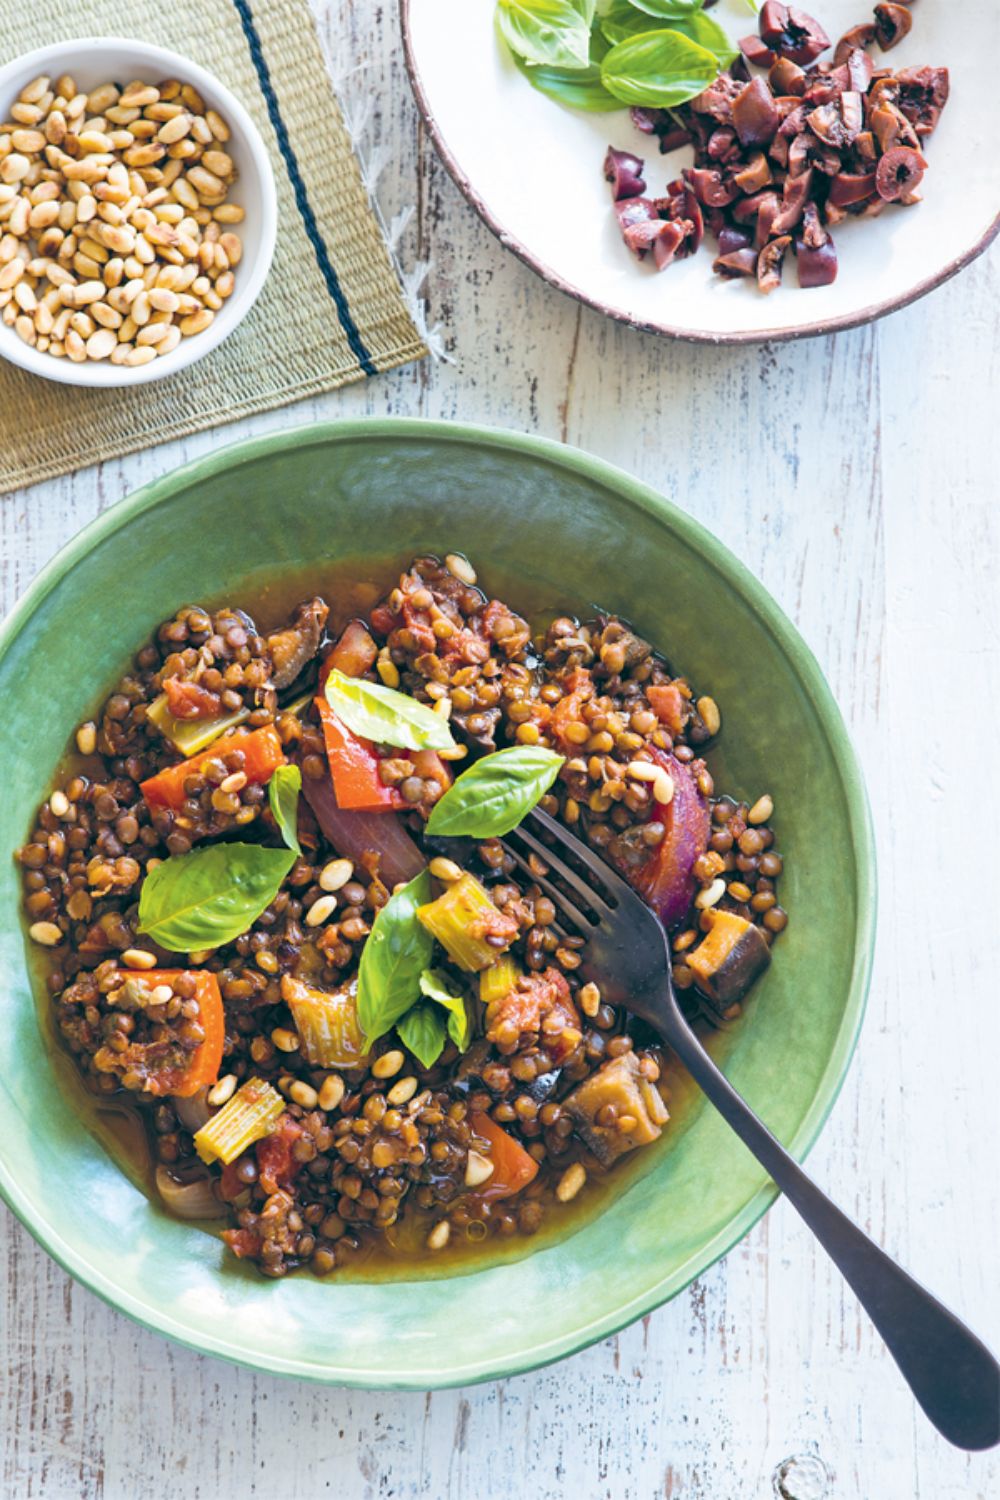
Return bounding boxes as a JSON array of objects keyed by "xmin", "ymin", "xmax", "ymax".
[
  {"xmin": 146, "ymin": 692, "xmax": 249, "ymax": 758},
  {"xmin": 418, "ymin": 873, "xmax": 518, "ymax": 973},
  {"xmin": 281, "ymin": 973, "xmax": 369, "ymax": 1068},
  {"xmin": 479, "ymin": 955, "xmax": 521, "ymax": 1007},
  {"xmin": 194, "ymin": 1077, "xmax": 284, "ymax": 1165}
]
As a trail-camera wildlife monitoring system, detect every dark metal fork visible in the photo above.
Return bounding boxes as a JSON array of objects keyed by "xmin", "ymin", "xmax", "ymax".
[{"xmin": 500, "ymin": 808, "xmax": 1000, "ymax": 1451}]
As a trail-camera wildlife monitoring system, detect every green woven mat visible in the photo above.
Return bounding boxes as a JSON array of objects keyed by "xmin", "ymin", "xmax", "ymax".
[{"xmin": 0, "ymin": 0, "xmax": 426, "ymax": 494}]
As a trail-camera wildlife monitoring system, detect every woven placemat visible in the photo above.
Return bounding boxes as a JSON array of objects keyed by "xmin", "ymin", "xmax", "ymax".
[{"xmin": 0, "ymin": 0, "xmax": 427, "ymax": 494}]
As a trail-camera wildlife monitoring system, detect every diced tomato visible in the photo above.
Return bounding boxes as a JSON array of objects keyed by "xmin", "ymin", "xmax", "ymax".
[
  {"xmin": 467, "ymin": 1112, "xmax": 539, "ymax": 1203},
  {"xmin": 221, "ymin": 1228, "xmax": 261, "ymax": 1259},
  {"xmin": 315, "ymin": 696, "xmax": 405, "ymax": 812},
  {"xmin": 115, "ymin": 968, "xmax": 225, "ymax": 1097},
  {"xmin": 162, "ymin": 677, "xmax": 224, "ymax": 722},
  {"xmin": 647, "ymin": 683, "xmax": 686, "ymax": 737},
  {"xmin": 256, "ymin": 1115, "xmax": 306, "ymax": 1192},
  {"xmin": 219, "ymin": 1159, "xmax": 247, "ymax": 1202},
  {"xmin": 140, "ymin": 724, "xmax": 285, "ymax": 812}
]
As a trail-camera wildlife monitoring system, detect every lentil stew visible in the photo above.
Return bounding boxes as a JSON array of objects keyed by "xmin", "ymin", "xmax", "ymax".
[{"xmin": 16, "ymin": 554, "xmax": 787, "ymax": 1279}]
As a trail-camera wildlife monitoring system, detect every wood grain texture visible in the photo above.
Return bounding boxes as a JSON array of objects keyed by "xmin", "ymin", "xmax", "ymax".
[{"xmin": 1, "ymin": 5, "xmax": 998, "ymax": 1497}]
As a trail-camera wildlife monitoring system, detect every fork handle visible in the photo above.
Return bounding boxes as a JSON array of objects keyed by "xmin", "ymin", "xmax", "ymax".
[{"xmin": 664, "ymin": 1015, "xmax": 1000, "ymax": 1451}]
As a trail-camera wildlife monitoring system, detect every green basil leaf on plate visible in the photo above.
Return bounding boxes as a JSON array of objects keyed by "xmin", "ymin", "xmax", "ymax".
[
  {"xmin": 396, "ymin": 1002, "xmax": 448, "ymax": 1070},
  {"xmin": 268, "ymin": 763, "xmax": 302, "ymax": 855},
  {"xmin": 419, "ymin": 968, "xmax": 472, "ymax": 1052},
  {"xmin": 512, "ymin": 27, "xmax": 619, "ymax": 110},
  {"xmin": 601, "ymin": 27, "xmax": 719, "ymax": 106},
  {"xmin": 425, "ymin": 746, "xmax": 564, "ymax": 838},
  {"xmin": 324, "ymin": 668, "xmax": 456, "ymax": 752},
  {"xmin": 601, "ymin": 6, "xmax": 736, "ymax": 63},
  {"xmin": 137, "ymin": 842, "xmax": 296, "ymax": 952},
  {"xmin": 496, "ymin": 0, "xmax": 594, "ymax": 69},
  {"xmin": 626, "ymin": 0, "xmax": 704, "ymax": 16},
  {"xmin": 357, "ymin": 869, "xmax": 434, "ymax": 1047}
]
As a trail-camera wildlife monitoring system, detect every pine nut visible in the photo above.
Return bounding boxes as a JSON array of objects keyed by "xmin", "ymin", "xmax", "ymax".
[
  {"xmin": 652, "ymin": 770, "xmax": 674, "ymax": 806},
  {"xmin": 428, "ymin": 856, "xmax": 463, "ymax": 883},
  {"xmin": 556, "ymin": 1163, "xmax": 587, "ymax": 1202},
  {"xmin": 219, "ymin": 770, "xmax": 247, "ymax": 794},
  {"xmin": 305, "ymin": 894, "xmax": 337, "ymax": 927},
  {"xmin": 695, "ymin": 877, "xmax": 726, "ymax": 911},
  {"xmin": 318, "ymin": 1074, "xmax": 345, "ymax": 1112},
  {"xmin": 271, "ymin": 1027, "xmax": 299, "ymax": 1053},
  {"xmin": 387, "ymin": 1076, "xmax": 419, "ymax": 1107},
  {"xmin": 464, "ymin": 1150, "xmax": 495, "ymax": 1188},
  {"xmin": 76, "ymin": 721, "xmax": 97, "ymax": 754},
  {"xmin": 427, "ymin": 1221, "xmax": 450, "ymax": 1251},
  {"xmin": 747, "ymin": 794, "xmax": 774, "ymax": 825},
  {"xmin": 372, "ymin": 1050, "xmax": 405, "ymax": 1080},
  {"xmin": 579, "ymin": 981, "xmax": 601, "ymax": 1018},
  {"xmin": 85, "ymin": 327, "xmax": 116, "ymax": 359},
  {"xmin": 318, "ymin": 858, "xmax": 353, "ymax": 893},
  {"xmin": 697, "ymin": 696, "xmax": 721, "ymax": 737},
  {"xmin": 49, "ymin": 789, "xmax": 70, "ymax": 817},
  {"xmin": 121, "ymin": 947, "xmax": 156, "ymax": 969},
  {"xmin": 149, "ymin": 984, "xmax": 174, "ymax": 1004},
  {"xmin": 445, "ymin": 553, "xmax": 477, "ymax": 586},
  {"xmin": 626, "ymin": 759, "xmax": 658, "ymax": 781},
  {"xmin": 29, "ymin": 921, "xmax": 63, "ymax": 946},
  {"xmin": 289, "ymin": 1081, "xmax": 318, "ymax": 1109},
  {"xmin": 207, "ymin": 1073, "xmax": 238, "ymax": 1107},
  {"xmin": 376, "ymin": 651, "xmax": 399, "ymax": 688}
]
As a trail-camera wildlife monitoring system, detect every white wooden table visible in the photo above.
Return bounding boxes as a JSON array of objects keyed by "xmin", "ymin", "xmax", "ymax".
[{"xmin": 2, "ymin": 6, "xmax": 998, "ymax": 1497}]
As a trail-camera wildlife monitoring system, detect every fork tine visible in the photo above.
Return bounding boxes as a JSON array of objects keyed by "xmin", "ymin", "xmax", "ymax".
[
  {"xmin": 525, "ymin": 806, "xmax": 639, "ymax": 908},
  {"xmin": 509, "ymin": 821, "xmax": 612, "ymax": 917},
  {"xmin": 498, "ymin": 838, "xmax": 595, "ymax": 938}
]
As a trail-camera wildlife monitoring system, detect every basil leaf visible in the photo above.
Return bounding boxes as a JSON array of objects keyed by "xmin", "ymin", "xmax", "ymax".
[
  {"xmin": 137, "ymin": 843, "xmax": 296, "ymax": 952},
  {"xmin": 425, "ymin": 746, "xmax": 564, "ymax": 838},
  {"xmin": 419, "ymin": 968, "xmax": 471, "ymax": 1052},
  {"xmin": 512, "ymin": 28, "xmax": 619, "ymax": 110},
  {"xmin": 268, "ymin": 763, "xmax": 302, "ymax": 855},
  {"xmin": 601, "ymin": 4, "xmax": 735, "ymax": 61},
  {"xmin": 324, "ymin": 668, "xmax": 456, "ymax": 753},
  {"xmin": 601, "ymin": 28, "xmax": 719, "ymax": 106},
  {"xmin": 496, "ymin": 0, "xmax": 593, "ymax": 69},
  {"xmin": 396, "ymin": 1003, "xmax": 447, "ymax": 1070},
  {"xmin": 628, "ymin": 0, "xmax": 703, "ymax": 15},
  {"xmin": 357, "ymin": 870, "xmax": 434, "ymax": 1047}
]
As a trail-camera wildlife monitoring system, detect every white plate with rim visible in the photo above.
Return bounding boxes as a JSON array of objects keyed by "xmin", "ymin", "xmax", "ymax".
[{"xmin": 401, "ymin": 0, "xmax": 1000, "ymax": 344}]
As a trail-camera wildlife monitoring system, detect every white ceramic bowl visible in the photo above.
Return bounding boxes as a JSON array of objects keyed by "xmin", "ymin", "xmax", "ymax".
[
  {"xmin": 403, "ymin": 0, "xmax": 1000, "ymax": 344},
  {"xmin": 0, "ymin": 37, "xmax": 277, "ymax": 386}
]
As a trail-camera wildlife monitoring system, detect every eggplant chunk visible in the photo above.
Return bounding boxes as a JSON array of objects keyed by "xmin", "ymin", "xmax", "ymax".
[
  {"xmin": 564, "ymin": 1052, "xmax": 669, "ymax": 1167},
  {"xmin": 687, "ymin": 909, "xmax": 771, "ymax": 1012},
  {"xmin": 266, "ymin": 597, "xmax": 329, "ymax": 690}
]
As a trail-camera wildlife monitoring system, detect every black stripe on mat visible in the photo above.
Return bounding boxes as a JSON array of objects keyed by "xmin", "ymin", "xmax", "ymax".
[{"xmin": 232, "ymin": 0, "xmax": 377, "ymax": 376}]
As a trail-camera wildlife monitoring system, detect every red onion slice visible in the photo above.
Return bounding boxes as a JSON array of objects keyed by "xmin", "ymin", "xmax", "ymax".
[{"xmin": 302, "ymin": 771, "xmax": 426, "ymax": 889}]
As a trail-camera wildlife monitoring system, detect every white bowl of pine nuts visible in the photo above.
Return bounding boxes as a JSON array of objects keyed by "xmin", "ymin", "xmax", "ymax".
[{"xmin": 0, "ymin": 38, "xmax": 277, "ymax": 385}]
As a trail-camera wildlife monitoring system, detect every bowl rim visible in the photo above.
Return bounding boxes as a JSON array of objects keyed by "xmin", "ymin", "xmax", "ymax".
[
  {"xmin": 0, "ymin": 417, "xmax": 877, "ymax": 1386},
  {"xmin": 398, "ymin": 0, "xmax": 1000, "ymax": 348},
  {"xmin": 0, "ymin": 36, "xmax": 277, "ymax": 387}
]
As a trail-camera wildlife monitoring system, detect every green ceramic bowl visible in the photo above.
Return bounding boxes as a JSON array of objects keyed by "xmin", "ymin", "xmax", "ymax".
[{"xmin": 0, "ymin": 420, "xmax": 875, "ymax": 1387}]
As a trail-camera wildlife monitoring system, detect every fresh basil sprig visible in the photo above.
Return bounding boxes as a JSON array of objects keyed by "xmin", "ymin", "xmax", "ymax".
[
  {"xmin": 425, "ymin": 746, "xmax": 564, "ymax": 839},
  {"xmin": 626, "ymin": 0, "xmax": 702, "ymax": 16},
  {"xmin": 356, "ymin": 870, "xmax": 434, "ymax": 1047},
  {"xmin": 396, "ymin": 969, "xmax": 472, "ymax": 1069},
  {"xmin": 419, "ymin": 969, "xmax": 471, "ymax": 1051},
  {"xmin": 600, "ymin": 28, "xmax": 719, "ymax": 105},
  {"xmin": 324, "ymin": 668, "xmax": 455, "ymax": 753},
  {"xmin": 600, "ymin": 5, "xmax": 736, "ymax": 64},
  {"xmin": 511, "ymin": 28, "xmax": 618, "ymax": 110},
  {"xmin": 137, "ymin": 843, "xmax": 296, "ymax": 952},
  {"xmin": 496, "ymin": 0, "xmax": 595, "ymax": 69},
  {"xmin": 268, "ymin": 763, "xmax": 302, "ymax": 855},
  {"xmin": 396, "ymin": 1003, "xmax": 447, "ymax": 1071}
]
